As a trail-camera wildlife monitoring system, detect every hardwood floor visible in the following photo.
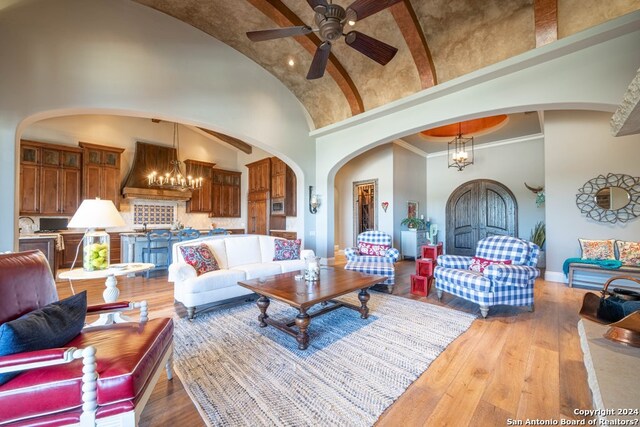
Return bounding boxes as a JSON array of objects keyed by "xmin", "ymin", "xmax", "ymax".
[{"xmin": 56, "ymin": 260, "xmax": 593, "ymax": 426}]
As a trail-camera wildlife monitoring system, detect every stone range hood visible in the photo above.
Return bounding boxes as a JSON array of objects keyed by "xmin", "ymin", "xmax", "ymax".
[{"xmin": 122, "ymin": 141, "xmax": 193, "ymax": 201}]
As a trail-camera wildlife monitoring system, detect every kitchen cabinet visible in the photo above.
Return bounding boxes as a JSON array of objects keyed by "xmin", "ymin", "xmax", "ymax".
[
  {"xmin": 79, "ymin": 142, "xmax": 125, "ymax": 210},
  {"xmin": 270, "ymin": 157, "xmax": 296, "ymax": 216},
  {"xmin": 248, "ymin": 191, "xmax": 268, "ymax": 235},
  {"xmin": 210, "ymin": 169, "xmax": 241, "ymax": 217},
  {"xmin": 19, "ymin": 236, "xmax": 58, "ymax": 277},
  {"xmin": 270, "ymin": 230, "xmax": 297, "ymax": 240},
  {"xmin": 185, "ymin": 160, "xmax": 215, "ymax": 213},
  {"xmin": 247, "ymin": 158, "xmax": 271, "ymax": 193},
  {"xmin": 20, "ymin": 140, "xmax": 82, "ymax": 216}
]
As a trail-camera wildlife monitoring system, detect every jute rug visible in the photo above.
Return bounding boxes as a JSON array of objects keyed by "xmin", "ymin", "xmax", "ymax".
[{"xmin": 172, "ymin": 293, "xmax": 475, "ymax": 427}]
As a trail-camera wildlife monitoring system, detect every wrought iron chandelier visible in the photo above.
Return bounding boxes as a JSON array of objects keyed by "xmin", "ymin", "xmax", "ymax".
[
  {"xmin": 147, "ymin": 123, "xmax": 203, "ymax": 191},
  {"xmin": 448, "ymin": 122, "xmax": 474, "ymax": 171}
]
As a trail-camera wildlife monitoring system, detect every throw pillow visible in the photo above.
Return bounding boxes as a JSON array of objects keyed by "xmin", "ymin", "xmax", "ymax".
[
  {"xmin": 180, "ymin": 244, "xmax": 220, "ymax": 276},
  {"xmin": 0, "ymin": 291, "xmax": 87, "ymax": 385},
  {"xmin": 579, "ymin": 238, "xmax": 616, "ymax": 260},
  {"xmin": 616, "ymin": 240, "xmax": 640, "ymax": 266},
  {"xmin": 468, "ymin": 256, "xmax": 513, "ymax": 273},
  {"xmin": 358, "ymin": 242, "xmax": 390, "ymax": 257},
  {"xmin": 274, "ymin": 239, "xmax": 301, "ymax": 261}
]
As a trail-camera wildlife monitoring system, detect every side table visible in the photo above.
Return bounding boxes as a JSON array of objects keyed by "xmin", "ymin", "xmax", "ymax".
[{"xmin": 59, "ymin": 262, "xmax": 154, "ymax": 324}]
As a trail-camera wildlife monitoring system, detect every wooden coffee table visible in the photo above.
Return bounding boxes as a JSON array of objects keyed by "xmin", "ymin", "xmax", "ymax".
[{"xmin": 237, "ymin": 267, "xmax": 386, "ymax": 350}]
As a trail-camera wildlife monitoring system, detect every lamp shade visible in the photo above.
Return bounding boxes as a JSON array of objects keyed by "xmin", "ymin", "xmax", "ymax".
[{"xmin": 68, "ymin": 198, "xmax": 126, "ymax": 229}]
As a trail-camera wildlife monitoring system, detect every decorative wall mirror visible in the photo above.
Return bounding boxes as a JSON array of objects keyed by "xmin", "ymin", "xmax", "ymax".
[{"xmin": 576, "ymin": 173, "xmax": 640, "ymax": 223}]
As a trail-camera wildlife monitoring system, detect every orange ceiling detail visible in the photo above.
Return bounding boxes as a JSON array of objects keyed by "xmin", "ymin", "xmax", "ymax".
[{"xmin": 421, "ymin": 115, "xmax": 508, "ymax": 138}]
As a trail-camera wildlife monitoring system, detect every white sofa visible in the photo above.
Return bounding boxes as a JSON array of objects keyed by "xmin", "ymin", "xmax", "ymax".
[{"xmin": 169, "ymin": 234, "xmax": 314, "ymax": 319}]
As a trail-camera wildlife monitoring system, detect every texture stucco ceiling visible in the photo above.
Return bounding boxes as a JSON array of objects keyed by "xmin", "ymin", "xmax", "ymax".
[{"xmin": 132, "ymin": 0, "xmax": 640, "ymax": 130}]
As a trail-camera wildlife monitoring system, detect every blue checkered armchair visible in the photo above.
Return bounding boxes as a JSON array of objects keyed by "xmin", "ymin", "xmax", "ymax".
[
  {"xmin": 433, "ymin": 235, "xmax": 540, "ymax": 318},
  {"xmin": 344, "ymin": 231, "xmax": 400, "ymax": 288},
  {"xmin": 344, "ymin": 231, "xmax": 400, "ymax": 263}
]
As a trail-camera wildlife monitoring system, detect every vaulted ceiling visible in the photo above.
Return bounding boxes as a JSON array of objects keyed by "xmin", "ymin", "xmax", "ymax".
[{"xmin": 133, "ymin": 0, "xmax": 639, "ymax": 129}]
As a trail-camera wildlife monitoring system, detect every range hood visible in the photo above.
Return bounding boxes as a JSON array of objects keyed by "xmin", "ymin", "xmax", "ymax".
[{"xmin": 122, "ymin": 141, "xmax": 193, "ymax": 201}]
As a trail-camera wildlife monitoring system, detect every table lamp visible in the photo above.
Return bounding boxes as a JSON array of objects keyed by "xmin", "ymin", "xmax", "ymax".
[{"xmin": 68, "ymin": 198, "xmax": 126, "ymax": 271}]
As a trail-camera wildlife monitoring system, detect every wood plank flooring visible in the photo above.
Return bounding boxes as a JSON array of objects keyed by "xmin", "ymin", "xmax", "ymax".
[{"xmin": 56, "ymin": 260, "xmax": 593, "ymax": 426}]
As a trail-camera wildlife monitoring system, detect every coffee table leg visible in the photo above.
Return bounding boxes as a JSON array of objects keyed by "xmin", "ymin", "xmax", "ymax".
[
  {"xmin": 295, "ymin": 308, "xmax": 310, "ymax": 350},
  {"xmin": 257, "ymin": 295, "xmax": 270, "ymax": 327},
  {"xmin": 358, "ymin": 288, "xmax": 370, "ymax": 319}
]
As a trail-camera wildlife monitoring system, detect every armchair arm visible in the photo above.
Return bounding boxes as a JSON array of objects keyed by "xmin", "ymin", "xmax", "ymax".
[
  {"xmin": 344, "ymin": 247, "xmax": 359, "ymax": 261},
  {"xmin": 87, "ymin": 300, "xmax": 149, "ymax": 323},
  {"xmin": 483, "ymin": 264, "xmax": 540, "ymax": 287},
  {"xmin": 0, "ymin": 347, "xmax": 86, "ymax": 374},
  {"xmin": 384, "ymin": 247, "xmax": 400, "ymax": 263},
  {"xmin": 300, "ymin": 249, "xmax": 315, "ymax": 260},
  {"xmin": 168, "ymin": 262, "xmax": 197, "ymax": 283},
  {"xmin": 437, "ymin": 255, "xmax": 472, "ymax": 269}
]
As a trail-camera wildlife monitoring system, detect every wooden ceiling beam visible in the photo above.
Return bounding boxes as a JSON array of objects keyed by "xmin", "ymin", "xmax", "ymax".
[
  {"xmin": 246, "ymin": 0, "xmax": 364, "ymax": 116},
  {"xmin": 534, "ymin": 0, "xmax": 557, "ymax": 47},
  {"xmin": 390, "ymin": 0, "xmax": 437, "ymax": 89},
  {"xmin": 198, "ymin": 127, "xmax": 253, "ymax": 154}
]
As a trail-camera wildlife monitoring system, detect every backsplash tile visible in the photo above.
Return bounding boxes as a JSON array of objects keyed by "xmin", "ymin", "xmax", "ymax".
[{"xmin": 133, "ymin": 202, "xmax": 176, "ymax": 226}]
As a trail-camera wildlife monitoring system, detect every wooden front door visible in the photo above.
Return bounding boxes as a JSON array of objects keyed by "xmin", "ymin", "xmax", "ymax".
[{"xmin": 446, "ymin": 179, "xmax": 517, "ymax": 256}]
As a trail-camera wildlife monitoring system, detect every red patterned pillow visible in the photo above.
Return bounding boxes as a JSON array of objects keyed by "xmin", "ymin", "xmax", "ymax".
[
  {"xmin": 180, "ymin": 243, "xmax": 220, "ymax": 276},
  {"xmin": 358, "ymin": 242, "xmax": 390, "ymax": 257},
  {"xmin": 468, "ymin": 256, "xmax": 512, "ymax": 273},
  {"xmin": 274, "ymin": 239, "xmax": 301, "ymax": 261}
]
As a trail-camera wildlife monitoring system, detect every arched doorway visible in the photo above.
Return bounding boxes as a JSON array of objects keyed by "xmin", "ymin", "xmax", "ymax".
[{"xmin": 446, "ymin": 179, "xmax": 518, "ymax": 256}]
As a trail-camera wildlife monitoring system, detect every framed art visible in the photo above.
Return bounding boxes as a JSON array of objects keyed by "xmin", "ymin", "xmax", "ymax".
[{"xmin": 407, "ymin": 201, "xmax": 418, "ymax": 219}]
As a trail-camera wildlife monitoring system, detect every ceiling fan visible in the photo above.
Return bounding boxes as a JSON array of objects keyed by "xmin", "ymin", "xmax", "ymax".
[{"xmin": 246, "ymin": 0, "xmax": 402, "ymax": 80}]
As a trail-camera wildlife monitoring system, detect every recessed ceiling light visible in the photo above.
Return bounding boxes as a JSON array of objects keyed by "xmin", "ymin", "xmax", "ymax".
[{"xmin": 288, "ymin": 58, "xmax": 295, "ymax": 67}]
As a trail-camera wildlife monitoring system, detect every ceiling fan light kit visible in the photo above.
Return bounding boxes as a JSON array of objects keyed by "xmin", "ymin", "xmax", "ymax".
[{"xmin": 246, "ymin": 0, "xmax": 402, "ymax": 80}]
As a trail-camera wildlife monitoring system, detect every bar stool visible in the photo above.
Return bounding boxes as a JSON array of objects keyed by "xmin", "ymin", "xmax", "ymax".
[
  {"xmin": 177, "ymin": 228, "xmax": 201, "ymax": 241},
  {"xmin": 141, "ymin": 229, "xmax": 172, "ymax": 278},
  {"xmin": 208, "ymin": 228, "xmax": 229, "ymax": 236}
]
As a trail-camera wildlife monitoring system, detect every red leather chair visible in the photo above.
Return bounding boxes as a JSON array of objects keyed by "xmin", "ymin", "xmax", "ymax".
[{"xmin": 0, "ymin": 251, "xmax": 174, "ymax": 426}]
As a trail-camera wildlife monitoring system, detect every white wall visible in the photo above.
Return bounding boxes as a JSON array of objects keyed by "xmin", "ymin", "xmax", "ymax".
[
  {"xmin": 427, "ymin": 136, "xmax": 546, "ymax": 249},
  {"xmin": 312, "ymin": 12, "xmax": 640, "ymax": 257},
  {"xmin": 544, "ymin": 110, "xmax": 640, "ymax": 281},
  {"xmin": 0, "ymin": 0, "xmax": 314, "ymax": 251},
  {"xmin": 393, "ymin": 144, "xmax": 427, "ymax": 246},
  {"xmin": 334, "ymin": 144, "xmax": 394, "ymax": 249}
]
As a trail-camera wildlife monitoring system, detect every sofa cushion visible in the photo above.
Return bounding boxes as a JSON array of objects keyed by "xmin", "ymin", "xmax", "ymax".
[
  {"xmin": 225, "ymin": 236, "xmax": 261, "ymax": 268},
  {"xmin": 0, "ymin": 318, "xmax": 173, "ymax": 424},
  {"xmin": 180, "ymin": 269, "xmax": 246, "ymax": 294},
  {"xmin": 180, "ymin": 244, "xmax": 219, "ymax": 276},
  {"xmin": 0, "ymin": 292, "xmax": 87, "ymax": 385},
  {"xmin": 616, "ymin": 240, "xmax": 640, "ymax": 266},
  {"xmin": 207, "ymin": 239, "xmax": 229, "ymax": 269},
  {"xmin": 259, "ymin": 236, "xmax": 278, "ymax": 263},
  {"xmin": 579, "ymin": 238, "xmax": 616, "ymax": 260},
  {"xmin": 231, "ymin": 263, "xmax": 282, "ymax": 280},
  {"xmin": 274, "ymin": 239, "xmax": 301, "ymax": 261},
  {"xmin": 273, "ymin": 259, "xmax": 306, "ymax": 273}
]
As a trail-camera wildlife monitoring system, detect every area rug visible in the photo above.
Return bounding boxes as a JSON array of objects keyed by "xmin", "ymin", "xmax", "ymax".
[{"xmin": 172, "ymin": 293, "xmax": 475, "ymax": 427}]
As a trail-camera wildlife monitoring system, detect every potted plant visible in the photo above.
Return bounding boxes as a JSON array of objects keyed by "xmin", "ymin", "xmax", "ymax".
[
  {"xmin": 529, "ymin": 221, "xmax": 546, "ymax": 268},
  {"xmin": 401, "ymin": 217, "xmax": 427, "ymax": 230}
]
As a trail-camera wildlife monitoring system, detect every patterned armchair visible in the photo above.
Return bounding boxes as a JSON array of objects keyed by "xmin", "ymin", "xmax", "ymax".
[
  {"xmin": 344, "ymin": 231, "xmax": 400, "ymax": 289},
  {"xmin": 433, "ymin": 235, "xmax": 540, "ymax": 318}
]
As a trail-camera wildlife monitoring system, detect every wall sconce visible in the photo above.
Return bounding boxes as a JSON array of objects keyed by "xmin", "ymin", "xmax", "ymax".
[{"xmin": 309, "ymin": 185, "xmax": 319, "ymax": 214}]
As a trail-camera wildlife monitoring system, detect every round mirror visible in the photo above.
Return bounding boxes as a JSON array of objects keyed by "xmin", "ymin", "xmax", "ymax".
[{"xmin": 594, "ymin": 186, "xmax": 631, "ymax": 210}]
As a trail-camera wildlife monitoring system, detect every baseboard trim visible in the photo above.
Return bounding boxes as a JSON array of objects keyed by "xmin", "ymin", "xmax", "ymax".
[{"xmin": 545, "ymin": 270, "xmax": 567, "ymax": 284}]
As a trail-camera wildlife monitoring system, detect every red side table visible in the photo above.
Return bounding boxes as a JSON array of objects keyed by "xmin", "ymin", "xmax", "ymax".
[
  {"xmin": 416, "ymin": 258, "xmax": 434, "ymax": 277},
  {"xmin": 410, "ymin": 274, "xmax": 431, "ymax": 297},
  {"xmin": 421, "ymin": 242, "xmax": 443, "ymax": 262}
]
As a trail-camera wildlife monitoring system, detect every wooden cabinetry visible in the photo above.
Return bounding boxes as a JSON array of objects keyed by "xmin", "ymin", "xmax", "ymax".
[
  {"xmin": 79, "ymin": 142, "xmax": 124, "ymax": 210},
  {"xmin": 210, "ymin": 169, "xmax": 241, "ymax": 217},
  {"xmin": 20, "ymin": 141, "xmax": 82, "ymax": 216},
  {"xmin": 19, "ymin": 237, "xmax": 58, "ymax": 278},
  {"xmin": 185, "ymin": 160, "xmax": 215, "ymax": 213},
  {"xmin": 247, "ymin": 158, "xmax": 271, "ymax": 193},
  {"xmin": 270, "ymin": 157, "xmax": 296, "ymax": 216},
  {"xmin": 248, "ymin": 191, "xmax": 269, "ymax": 235},
  {"xmin": 59, "ymin": 232, "xmax": 120, "ymax": 268},
  {"xmin": 270, "ymin": 231, "xmax": 297, "ymax": 240}
]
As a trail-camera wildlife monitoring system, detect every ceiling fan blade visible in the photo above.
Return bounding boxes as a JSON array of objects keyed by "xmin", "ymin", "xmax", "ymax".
[
  {"xmin": 307, "ymin": 42, "xmax": 331, "ymax": 80},
  {"xmin": 346, "ymin": 0, "xmax": 403, "ymax": 21},
  {"xmin": 307, "ymin": 0, "xmax": 328, "ymax": 13},
  {"xmin": 246, "ymin": 26, "xmax": 312, "ymax": 42},
  {"xmin": 345, "ymin": 31, "xmax": 397, "ymax": 65}
]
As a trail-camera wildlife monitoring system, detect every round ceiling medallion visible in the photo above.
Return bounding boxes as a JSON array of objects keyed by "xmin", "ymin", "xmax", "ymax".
[{"xmin": 421, "ymin": 115, "xmax": 508, "ymax": 138}]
